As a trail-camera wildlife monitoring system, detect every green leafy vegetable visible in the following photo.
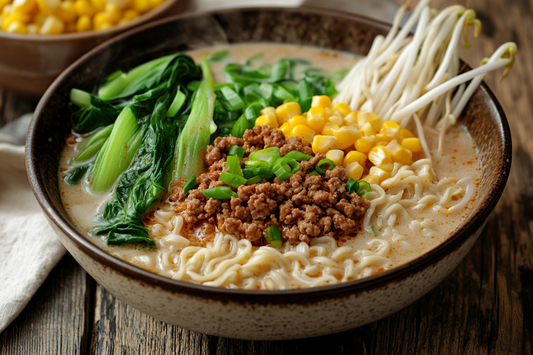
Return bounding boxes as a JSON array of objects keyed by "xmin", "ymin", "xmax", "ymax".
[
  {"xmin": 183, "ymin": 175, "xmax": 197, "ymax": 195},
  {"xmin": 264, "ymin": 225, "xmax": 282, "ymax": 248},
  {"xmin": 208, "ymin": 50, "xmax": 230, "ymax": 62}
]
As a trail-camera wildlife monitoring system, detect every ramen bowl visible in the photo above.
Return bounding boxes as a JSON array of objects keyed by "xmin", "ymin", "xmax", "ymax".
[
  {"xmin": 0, "ymin": 0, "xmax": 185, "ymax": 97},
  {"xmin": 26, "ymin": 8, "xmax": 511, "ymax": 340}
]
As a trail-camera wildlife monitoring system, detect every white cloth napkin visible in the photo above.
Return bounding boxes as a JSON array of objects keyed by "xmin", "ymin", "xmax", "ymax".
[{"xmin": 0, "ymin": 118, "xmax": 66, "ymax": 333}]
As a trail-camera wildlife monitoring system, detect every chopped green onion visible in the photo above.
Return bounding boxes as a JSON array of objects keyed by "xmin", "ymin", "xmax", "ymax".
[
  {"xmin": 242, "ymin": 167, "xmax": 259, "ymax": 179},
  {"xmin": 183, "ymin": 175, "xmax": 197, "ymax": 195},
  {"xmin": 226, "ymin": 155, "xmax": 242, "ymax": 176},
  {"xmin": 264, "ymin": 225, "xmax": 283, "ymax": 248},
  {"xmin": 249, "ymin": 147, "xmax": 281, "ymax": 166},
  {"xmin": 208, "ymin": 50, "xmax": 230, "ymax": 62},
  {"xmin": 308, "ymin": 171, "xmax": 320, "ymax": 176},
  {"xmin": 315, "ymin": 159, "xmax": 335, "ymax": 174},
  {"xmin": 221, "ymin": 86, "xmax": 245, "ymax": 110},
  {"xmin": 273, "ymin": 86, "xmax": 294, "ymax": 101},
  {"xmin": 228, "ymin": 145, "xmax": 246, "ymax": 158},
  {"xmin": 259, "ymin": 82, "xmax": 273, "ymax": 99},
  {"xmin": 219, "ymin": 172, "xmax": 247, "ymax": 188},
  {"xmin": 272, "ymin": 157, "xmax": 299, "ymax": 181},
  {"xmin": 246, "ymin": 176, "xmax": 262, "ymax": 185},
  {"xmin": 203, "ymin": 186, "xmax": 238, "ymax": 200},
  {"xmin": 244, "ymin": 160, "xmax": 274, "ymax": 179},
  {"xmin": 356, "ymin": 180, "xmax": 371, "ymax": 197},
  {"xmin": 370, "ymin": 226, "xmax": 378, "ymax": 235},
  {"xmin": 346, "ymin": 178, "xmax": 359, "ymax": 194},
  {"xmin": 166, "ymin": 90, "xmax": 186, "ymax": 117},
  {"xmin": 283, "ymin": 150, "xmax": 311, "ymax": 161}
]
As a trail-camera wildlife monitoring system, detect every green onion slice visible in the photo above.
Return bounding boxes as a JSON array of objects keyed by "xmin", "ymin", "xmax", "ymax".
[
  {"xmin": 346, "ymin": 178, "xmax": 359, "ymax": 194},
  {"xmin": 246, "ymin": 176, "xmax": 262, "ymax": 185},
  {"xmin": 221, "ymin": 86, "xmax": 245, "ymax": 110},
  {"xmin": 183, "ymin": 175, "xmax": 197, "ymax": 195},
  {"xmin": 283, "ymin": 150, "xmax": 311, "ymax": 161},
  {"xmin": 249, "ymin": 147, "xmax": 281, "ymax": 166},
  {"xmin": 242, "ymin": 167, "xmax": 260, "ymax": 179},
  {"xmin": 228, "ymin": 145, "xmax": 246, "ymax": 158},
  {"xmin": 315, "ymin": 158, "xmax": 335, "ymax": 174},
  {"xmin": 202, "ymin": 186, "xmax": 238, "ymax": 200},
  {"xmin": 245, "ymin": 160, "xmax": 275, "ymax": 179},
  {"xmin": 370, "ymin": 226, "xmax": 378, "ymax": 235},
  {"xmin": 226, "ymin": 155, "xmax": 242, "ymax": 176},
  {"xmin": 308, "ymin": 171, "xmax": 320, "ymax": 176},
  {"xmin": 264, "ymin": 225, "xmax": 283, "ymax": 248},
  {"xmin": 356, "ymin": 180, "xmax": 371, "ymax": 197},
  {"xmin": 272, "ymin": 157, "xmax": 299, "ymax": 181},
  {"xmin": 208, "ymin": 49, "xmax": 230, "ymax": 62},
  {"xmin": 219, "ymin": 172, "xmax": 247, "ymax": 188}
]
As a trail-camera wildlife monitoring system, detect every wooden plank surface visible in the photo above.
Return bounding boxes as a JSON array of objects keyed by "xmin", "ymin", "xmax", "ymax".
[{"xmin": 1, "ymin": 0, "xmax": 532, "ymax": 353}]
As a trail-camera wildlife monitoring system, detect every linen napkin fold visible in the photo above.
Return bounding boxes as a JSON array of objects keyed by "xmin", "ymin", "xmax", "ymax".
[{"xmin": 0, "ymin": 118, "xmax": 66, "ymax": 333}]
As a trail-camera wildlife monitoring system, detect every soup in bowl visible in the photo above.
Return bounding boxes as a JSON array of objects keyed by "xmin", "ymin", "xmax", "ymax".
[{"xmin": 26, "ymin": 7, "xmax": 511, "ymax": 340}]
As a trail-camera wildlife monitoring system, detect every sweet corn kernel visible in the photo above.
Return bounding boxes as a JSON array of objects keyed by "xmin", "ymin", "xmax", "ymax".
[
  {"xmin": 93, "ymin": 11, "xmax": 112, "ymax": 29},
  {"xmin": 385, "ymin": 140, "xmax": 412, "ymax": 165},
  {"xmin": 261, "ymin": 107, "xmax": 276, "ymax": 117},
  {"xmin": 39, "ymin": 15, "xmax": 63, "ymax": 34},
  {"xmin": 150, "ymin": 0, "xmax": 165, "ymax": 7},
  {"xmin": 355, "ymin": 136, "xmax": 375, "ymax": 153},
  {"xmin": 27, "ymin": 23, "xmax": 39, "ymax": 33},
  {"xmin": 90, "ymin": 0, "xmax": 105, "ymax": 11},
  {"xmin": 379, "ymin": 121, "xmax": 401, "ymax": 141},
  {"xmin": 0, "ymin": 0, "xmax": 12, "ymax": 9},
  {"xmin": 307, "ymin": 114, "xmax": 325, "ymax": 133},
  {"xmin": 37, "ymin": 0, "xmax": 60, "ymax": 15},
  {"xmin": 103, "ymin": 3, "xmax": 121, "ymax": 22},
  {"xmin": 369, "ymin": 166, "xmax": 391, "ymax": 183},
  {"xmin": 343, "ymin": 112, "xmax": 358, "ymax": 126},
  {"xmin": 312, "ymin": 135, "xmax": 337, "ymax": 154},
  {"xmin": 358, "ymin": 112, "xmax": 382, "ymax": 132},
  {"xmin": 55, "ymin": 1, "xmax": 77, "ymax": 23},
  {"xmin": 275, "ymin": 102, "xmax": 301, "ymax": 124},
  {"xmin": 293, "ymin": 124, "xmax": 315, "ymax": 146},
  {"xmin": 255, "ymin": 113, "xmax": 278, "ymax": 128},
  {"xmin": 321, "ymin": 122, "xmax": 339, "ymax": 136},
  {"xmin": 13, "ymin": 0, "xmax": 36, "ymax": 13},
  {"xmin": 287, "ymin": 115, "xmax": 308, "ymax": 128},
  {"xmin": 344, "ymin": 150, "xmax": 367, "ymax": 168},
  {"xmin": 361, "ymin": 174, "xmax": 379, "ymax": 185},
  {"xmin": 400, "ymin": 128, "xmax": 415, "ymax": 141},
  {"xmin": 34, "ymin": 11, "xmax": 46, "ymax": 25},
  {"xmin": 326, "ymin": 149, "xmax": 344, "ymax": 166},
  {"xmin": 74, "ymin": 0, "xmax": 95, "ymax": 16},
  {"xmin": 133, "ymin": 0, "xmax": 150, "ymax": 12},
  {"xmin": 279, "ymin": 122, "xmax": 292, "ymax": 139},
  {"xmin": 311, "ymin": 95, "xmax": 331, "ymax": 108},
  {"xmin": 76, "ymin": 14, "xmax": 91, "ymax": 31},
  {"xmin": 7, "ymin": 20, "xmax": 27, "ymax": 33},
  {"xmin": 345, "ymin": 162, "xmax": 364, "ymax": 181},
  {"xmin": 325, "ymin": 107, "xmax": 334, "ymax": 118},
  {"xmin": 401, "ymin": 137, "xmax": 422, "ymax": 153},
  {"xmin": 326, "ymin": 114, "xmax": 343, "ymax": 126},
  {"xmin": 334, "ymin": 125, "xmax": 362, "ymax": 150},
  {"xmin": 308, "ymin": 106, "xmax": 325, "ymax": 118},
  {"xmin": 360, "ymin": 122, "xmax": 376, "ymax": 137},
  {"xmin": 332, "ymin": 103, "xmax": 350, "ymax": 117},
  {"xmin": 368, "ymin": 145, "xmax": 393, "ymax": 172},
  {"xmin": 374, "ymin": 133, "xmax": 392, "ymax": 145},
  {"xmin": 121, "ymin": 8, "xmax": 139, "ymax": 22}
]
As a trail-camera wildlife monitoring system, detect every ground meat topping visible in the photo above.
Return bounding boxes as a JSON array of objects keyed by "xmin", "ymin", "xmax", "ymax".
[{"xmin": 169, "ymin": 126, "xmax": 370, "ymax": 245}]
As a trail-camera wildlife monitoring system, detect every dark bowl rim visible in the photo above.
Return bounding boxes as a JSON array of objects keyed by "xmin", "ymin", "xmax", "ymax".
[
  {"xmin": 0, "ymin": 0, "xmax": 179, "ymax": 42},
  {"xmin": 26, "ymin": 6, "xmax": 512, "ymax": 301}
]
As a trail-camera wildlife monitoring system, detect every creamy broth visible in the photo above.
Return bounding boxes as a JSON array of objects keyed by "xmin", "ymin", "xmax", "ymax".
[{"xmin": 59, "ymin": 44, "xmax": 480, "ymax": 289}]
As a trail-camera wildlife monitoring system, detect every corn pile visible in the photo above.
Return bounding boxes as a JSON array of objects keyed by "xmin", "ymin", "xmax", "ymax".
[
  {"xmin": 0, "ymin": 0, "xmax": 165, "ymax": 34},
  {"xmin": 255, "ymin": 96, "xmax": 423, "ymax": 185}
]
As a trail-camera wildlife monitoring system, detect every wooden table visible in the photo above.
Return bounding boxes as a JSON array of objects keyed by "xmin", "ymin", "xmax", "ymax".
[{"xmin": 1, "ymin": 0, "xmax": 531, "ymax": 353}]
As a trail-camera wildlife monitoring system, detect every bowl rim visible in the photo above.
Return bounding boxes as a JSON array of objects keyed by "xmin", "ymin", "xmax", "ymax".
[
  {"xmin": 26, "ymin": 6, "xmax": 512, "ymax": 302},
  {"xmin": 0, "ymin": 0, "xmax": 179, "ymax": 42}
]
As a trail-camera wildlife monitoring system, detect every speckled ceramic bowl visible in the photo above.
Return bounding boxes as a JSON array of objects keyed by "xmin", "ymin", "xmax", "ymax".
[
  {"xmin": 0, "ymin": 0, "xmax": 186, "ymax": 97},
  {"xmin": 26, "ymin": 8, "xmax": 511, "ymax": 340}
]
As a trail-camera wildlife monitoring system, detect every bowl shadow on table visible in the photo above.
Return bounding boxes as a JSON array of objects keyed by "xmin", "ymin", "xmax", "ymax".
[
  {"xmin": 26, "ymin": 7, "xmax": 511, "ymax": 340},
  {"xmin": 0, "ymin": 0, "xmax": 191, "ymax": 98}
]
